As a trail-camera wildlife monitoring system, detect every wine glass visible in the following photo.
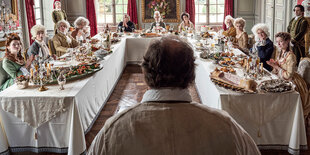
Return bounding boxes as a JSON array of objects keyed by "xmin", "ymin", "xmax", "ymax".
[
  {"xmin": 122, "ymin": 27, "xmax": 125, "ymax": 33},
  {"xmin": 57, "ymin": 71, "xmax": 66, "ymax": 90}
]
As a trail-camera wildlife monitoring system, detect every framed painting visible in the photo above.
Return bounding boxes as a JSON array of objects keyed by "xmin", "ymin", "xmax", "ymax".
[{"xmin": 142, "ymin": 0, "xmax": 180, "ymax": 23}]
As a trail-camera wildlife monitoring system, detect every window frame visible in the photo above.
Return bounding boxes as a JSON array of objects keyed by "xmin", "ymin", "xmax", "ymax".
[
  {"xmin": 195, "ymin": 0, "xmax": 225, "ymax": 25},
  {"xmin": 97, "ymin": 0, "xmax": 128, "ymax": 26},
  {"xmin": 34, "ymin": 0, "xmax": 44, "ymax": 25}
]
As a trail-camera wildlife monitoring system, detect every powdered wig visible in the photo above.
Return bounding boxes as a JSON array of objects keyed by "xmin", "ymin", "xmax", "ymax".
[
  {"xmin": 251, "ymin": 23, "xmax": 270, "ymax": 41},
  {"xmin": 31, "ymin": 24, "xmax": 46, "ymax": 40},
  {"xmin": 123, "ymin": 14, "xmax": 130, "ymax": 21},
  {"xmin": 54, "ymin": 1, "xmax": 61, "ymax": 5},
  {"xmin": 57, "ymin": 20, "xmax": 70, "ymax": 33},
  {"xmin": 181, "ymin": 12, "xmax": 190, "ymax": 21},
  {"xmin": 224, "ymin": 15, "xmax": 234, "ymax": 27},
  {"xmin": 234, "ymin": 17, "xmax": 246, "ymax": 28},
  {"xmin": 154, "ymin": 11, "xmax": 161, "ymax": 18},
  {"xmin": 74, "ymin": 16, "xmax": 89, "ymax": 28}
]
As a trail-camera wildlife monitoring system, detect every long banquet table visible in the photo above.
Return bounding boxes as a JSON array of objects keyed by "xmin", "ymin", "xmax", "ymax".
[
  {"xmin": 194, "ymin": 47, "xmax": 307, "ymax": 154},
  {"xmin": 0, "ymin": 35, "xmax": 307, "ymax": 155}
]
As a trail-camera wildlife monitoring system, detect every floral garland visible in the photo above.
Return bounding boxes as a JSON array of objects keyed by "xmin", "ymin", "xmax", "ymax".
[{"xmin": 147, "ymin": 0, "xmax": 171, "ymax": 19}]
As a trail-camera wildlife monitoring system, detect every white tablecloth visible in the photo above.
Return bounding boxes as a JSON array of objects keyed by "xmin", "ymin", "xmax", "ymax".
[
  {"xmin": 0, "ymin": 36, "xmax": 128, "ymax": 154},
  {"xmin": 0, "ymin": 36, "xmax": 307, "ymax": 155},
  {"xmin": 193, "ymin": 40, "xmax": 307, "ymax": 154}
]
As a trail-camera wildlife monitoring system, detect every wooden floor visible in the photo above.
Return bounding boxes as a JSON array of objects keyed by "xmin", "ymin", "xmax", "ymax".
[
  {"xmin": 12, "ymin": 64, "xmax": 310, "ymax": 154},
  {"xmin": 85, "ymin": 64, "xmax": 201, "ymax": 148}
]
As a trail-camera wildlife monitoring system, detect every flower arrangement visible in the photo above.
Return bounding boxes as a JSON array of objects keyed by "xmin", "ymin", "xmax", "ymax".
[
  {"xmin": 16, "ymin": 75, "xmax": 29, "ymax": 89},
  {"xmin": 16, "ymin": 75, "xmax": 28, "ymax": 82},
  {"xmin": 147, "ymin": 0, "xmax": 171, "ymax": 19}
]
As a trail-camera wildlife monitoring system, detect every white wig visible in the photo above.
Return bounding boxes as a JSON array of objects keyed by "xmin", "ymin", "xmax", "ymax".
[
  {"xmin": 57, "ymin": 20, "xmax": 70, "ymax": 33},
  {"xmin": 74, "ymin": 16, "xmax": 89, "ymax": 28},
  {"xmin": 234, "ymin": 17, "xmax": 246, "ymax": 28},
  {"xmin": 224, "ymin": 15, "xmax": 234, "ymax": 27},
  {"xmin": 123, "ymin": 14, "xmax": 130, "ymax": 21},
  {"xmin": 54, "ymin": 1, "xmax": 61, "ymax": 5},
  {"xmin": 31, "ymin": 24, "xmax": 46, "ymax": 40},
  {"xmin": 154, "ymin": 11, "xmax": 161, "ymax": 18},
  {"xmin": 251, "ymin": 23, "xmax": 270, "ymax": 41}
]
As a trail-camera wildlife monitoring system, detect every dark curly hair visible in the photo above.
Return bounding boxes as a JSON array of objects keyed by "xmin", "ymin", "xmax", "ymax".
[
  {"xmin": 142, "ymin": 35, "xmax": 196, "ymax": 89},
  {"xmin": 5, "ymin": 33, "xmax": 24, "ymax": 64},
  {"xmin": 275, "ymin": 32, "xmax": 291, "ymax": 41},
  {"xmin": 275, "ymin": 32, "xmax": 291, "ymax": 51},
  {"xmin": 294, "ymin": 5, "xmax": 305, "ymax": 12},
  {"xmin": 181, "ymin": 12, "xmax": 190, "ymax": 21}
]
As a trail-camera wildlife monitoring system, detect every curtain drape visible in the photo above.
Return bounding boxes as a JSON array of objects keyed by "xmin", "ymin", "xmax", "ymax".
[
  {"xmin": 127, "ymin": 0, "xmax": 138, "ymax": 25},
  {"xmin": 25, "ymin": 0, "xmax": 36, "ymax": 45},
  {"xmin": 185, "ymin": 0, "xmax": 195, "ymax": 25},
  {"xmin": 223, "ymin": 0, "xmax": 234, "ymax": 30},
  {"xmin": 86, "ymin": 0, "xmax": 98, "ymax": 36},
  {"xmin": 53, "ymin": 0, "xmax": 60, "ymax": 9}
]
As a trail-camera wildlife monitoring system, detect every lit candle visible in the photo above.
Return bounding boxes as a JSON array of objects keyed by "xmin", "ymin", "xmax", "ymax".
[
  {"xmin": 244, "ymin": 59, "xmax": 248, "ymax": 68},
  {"xmin": 47, "ymin": 68, "xmax": 50, "ymax": 77},
  {"xmin": 260, "ymin": 63, "xmax": 263, "ymax": 73},
  {"xmin": 30, "ymin": 68, "xmax": 33, "ymax": 77}
]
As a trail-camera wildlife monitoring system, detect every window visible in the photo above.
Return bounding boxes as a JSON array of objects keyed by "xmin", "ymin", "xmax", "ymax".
[
  {"xmin": 97, "ymin": 0, "xmax": 128, "ymax": 25},
  {"xmin": 34, "ymin": 0, "xmax": 43, "ymax": 25},
  {"xmin": 195, "ymin": 0, "xmax": 224, "ymax": 25}
]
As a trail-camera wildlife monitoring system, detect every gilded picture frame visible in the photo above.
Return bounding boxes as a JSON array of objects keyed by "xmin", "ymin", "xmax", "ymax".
[
  {"xmin": 142, "ymin": 0, "xmax": 180, "ymax": 23},
  {"xmin": 11, "ymin": 0, "xmax": 18, "ymax": 15},
  {"xmin": 10, "ymin": 0, "xmax": 19, "ymax": 22}
]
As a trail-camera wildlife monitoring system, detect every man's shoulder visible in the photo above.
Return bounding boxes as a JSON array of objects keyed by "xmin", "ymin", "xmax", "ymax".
[
  {"xmin": 29, "ymin": 41, "xmax": 40, "ymax": 48},
  {"xmin": 189, "ymin": 103, "xmax": 234, "ymax": 121},
  {"xmin": 104, "ymin": 102, "xmax": 235, "ymax": 129},
  {"xmin": 28, "ymin": 42, "xmax": 40, "ymax": 54},
  {"xmin": 53, "ymin": 33, "xmax": 63, "ymax": 40},
  {"xmin": 300, "ymin": 17, "xmax": 309, "ymax": 24}
]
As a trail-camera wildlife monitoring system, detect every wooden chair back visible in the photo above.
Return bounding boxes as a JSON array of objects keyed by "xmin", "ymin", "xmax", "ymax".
[{"xmin": 48, "ymin": 39, "xmax": 56, "ymax": 55}]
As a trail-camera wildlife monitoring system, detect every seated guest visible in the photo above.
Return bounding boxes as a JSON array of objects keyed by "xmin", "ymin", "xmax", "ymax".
[
  {"xmin": 28, "ymin": 24, "xmax": 53, "ymax": 62},
  {"xmin": 251, "ymin": 23, "xmax": 274, "ymax": 71},
  {"xmin": 233, "ymin": 17, "xmax": 249, "ymax": 54},
  {"xmin": 118, "ymin": 14, "xmax": 135, "ymax": 32},
  {"xmin": 223, "ymin": 15, "xmax": 236, "ymax": 37},
  {"xmin": 52, "ymin": 20, "xmax": 79, "ymax": 57},
  {"xmin": 0, "ymin": 34, "xmax": 31, "ymax": 91},
  {"xmin": 178, "ymin": 12, "xmax": 194, "ymax": 32},
  {"xmin": 71, "ymin": 16, "xmax": 90, "ymax": 41},
  {"xmin": 267, "ymin": 32, "xmax": 310, "ymax": 116},
  {"xmin": 150, "ymin": 11, "xmax": 166, "ymax": 32},
  {"xmin": 87, "ymin": 36, "xmax": 260, "ymax": 155}
]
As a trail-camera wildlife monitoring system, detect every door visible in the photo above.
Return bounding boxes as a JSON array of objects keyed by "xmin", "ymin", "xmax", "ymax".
[
  {"xmin": 265, "ymin": 0, "xmax": 287, "ymax": 41},
  {"xmin": 265, "ymin": 0, "xmax": 275, "ymax": 40},
  {"xmin": 274, "ymin": 0, "xmax": 286, "ymax": 36}
]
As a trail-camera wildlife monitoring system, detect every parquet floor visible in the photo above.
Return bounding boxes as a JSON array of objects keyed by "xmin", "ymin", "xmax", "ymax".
[
  {"xmin": 85, "ymin": 64, "xmax": 201, "ymax": 148},
  {"xmin": 11, "ymin": 64, "xmax": 310, "ymax": 155}
]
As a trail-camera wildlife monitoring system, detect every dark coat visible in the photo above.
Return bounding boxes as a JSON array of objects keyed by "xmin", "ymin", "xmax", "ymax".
[
  {"xmin": 118, "ymin": 21, "xmax": 135, "ymax": 32},
  {"xmin": 257, "ymin": 38, "xmax": 274, "ymax": 71}
]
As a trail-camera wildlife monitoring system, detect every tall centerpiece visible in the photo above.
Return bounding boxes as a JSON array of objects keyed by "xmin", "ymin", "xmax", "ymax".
[{"xmin": 30, "ymin": 51, "xmax": 53, "ymax": 91}]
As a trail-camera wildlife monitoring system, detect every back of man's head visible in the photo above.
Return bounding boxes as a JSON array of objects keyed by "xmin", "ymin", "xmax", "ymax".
[{"xmin": 142, "ymin": 36, "xmax": 195, "ymax": 89}]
